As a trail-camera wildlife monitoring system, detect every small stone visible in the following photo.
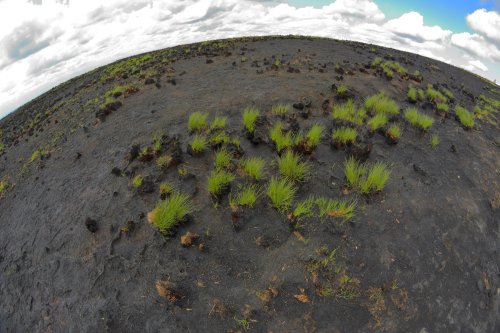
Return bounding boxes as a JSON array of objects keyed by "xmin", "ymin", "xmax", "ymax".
[
  {"xmin": 85, "ymin": 218, "xmax": 98, "ymax": 233},
  {"xmin": 145, "ymin": 78, "xmax": 155, "ymax": 85}
]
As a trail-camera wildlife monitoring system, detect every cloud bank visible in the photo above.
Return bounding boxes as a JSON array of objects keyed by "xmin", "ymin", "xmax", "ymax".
[{"xmin": 0, "ymin": 0, "xmax": 499, "ymax": 119}]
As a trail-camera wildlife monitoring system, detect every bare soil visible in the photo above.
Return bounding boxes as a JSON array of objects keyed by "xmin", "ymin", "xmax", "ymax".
[{"xmin": 0, "ymin": 36, "xmax": 499, "ymax": 332}]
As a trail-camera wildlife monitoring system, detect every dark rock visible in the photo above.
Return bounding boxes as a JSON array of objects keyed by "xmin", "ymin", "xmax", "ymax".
[
  {"xmin": 85, "ymin": 218, "xmax": 98, "ymax": 233},
  {"xmin": 128, "ymin": 144, "xmax": 141, "ymax": 162},
  {"xmin": 167, "ymin": 78, "xmax": 177, "ymax": 85},
  {"xmin": 321, "ymin": 99, "xmax": 330, "ymax": 111},
  {"xmin": 450, "ymin": 144, "xmax": 457, "ymax": 153},
  {"xmin": 138, "ymin": 177, "xmax": 155, "ymax": 194},
  {"xmin": 413, "ymin": 164, "xmax": 427, "ymax": 176},
  {"xmin": 111, "ymin": 167, "xmax": 122, "ymax": 176},
  {"xmin": 145, "ymin": 78, "xmax": 155, "ymax": 85},
  {"xmin": 206, "ymin": 59, "xmax": 214, "ymax": 64},
  {"xmin": 293, "ymin": 102, "xmax": 304, "ymax": 110}
]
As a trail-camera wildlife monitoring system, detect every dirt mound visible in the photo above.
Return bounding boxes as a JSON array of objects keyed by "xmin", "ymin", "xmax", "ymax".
[{"xmin": 0, "ymin": 36, "xmax": 499, "ymax": 332}]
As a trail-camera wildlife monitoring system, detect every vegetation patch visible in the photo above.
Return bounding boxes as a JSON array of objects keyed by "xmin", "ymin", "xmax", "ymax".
[
  {"xmin": 332, "ymin": 127, "xmax": 357, "ymax": 146},
  {"xmin": 386, "ymin": 124, "xmax": 401, "ymax": 144},
  {"xmin": 277, "ymin": 150, "xmax": 309, "ymax": 182},
  {"xmin": 430, "ymin": 134, "xmax": 440, "ymax": 148},
  {"xmin": 188, "ymin": 112, "xmax": 209, "ymax": 133},
  {"xmin": 271, "ymin": 104, "xmax": 289, "ymax": 116},
  {"xmin": 230, "ymin": 184, "xmax": 261, "ymax": 208},
  {"xmin": 240, "ymin": 157, "xmax": 266, "ymax": 180},
  {"xmin": 207, "ymin": 170, "xmax": 235, "ymax": 198},
  {"xmin": 148, "ymin": 192, "xmax": 192, "ymax": 235},
  {"xmin": 404, "ymin": 108, "xmax": 434, "ymax": 131},
  {"xmin": 315, "ymin": 197, "xmax": 356, "ymax": 222},
  {"xmin": 269, "ymin": 122, "xmax": 294, "ymax": 152},
  {"xmin": 214, "ymin": 149, "xmax": 233, "ymax": 170},
  {"xmin": 267, "ymin": 177, "xmax": 297, "ymax": 213},
  {"xmin": 190, "ymin": 135, "xmax": 208, "ymax": 154},
  {"xmin": 367, "ymin": 114, "xmax": 388, "ymax": 131},
  {"xmin": 211, "ymin": 116, "xmax": 228, "ymax": 130},
  {"xmin": 243, "ymin": 107, "xmax": 260, "ymax": 134},
  {"xmin": 455, "ymin": 106, "xmax": 475, "ymax": 129},
  {"xmin": 331, "ymin": 100, "xmax": 366, "ymax": 126},
  {"xmin": 364, "ymin": 92, "xmax": 399, "ymax": 116},
  {"xmin": 344, "ymin": 157, "xmax": 391, "ymax": 194}
]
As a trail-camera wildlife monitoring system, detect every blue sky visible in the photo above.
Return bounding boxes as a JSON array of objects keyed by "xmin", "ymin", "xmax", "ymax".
[{"xmin": 0, "ymin": 0, "xmax": 498, "ymax": 119}]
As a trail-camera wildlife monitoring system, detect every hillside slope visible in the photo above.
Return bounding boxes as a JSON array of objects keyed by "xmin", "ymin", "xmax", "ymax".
[{"xmin": 0, "ymin": 36, "xmax": 499, "ymax": 332}]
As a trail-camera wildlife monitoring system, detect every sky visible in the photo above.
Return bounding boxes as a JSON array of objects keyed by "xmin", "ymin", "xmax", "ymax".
[{"xmin": 0, "ymin": 0, "xmax": 499, "ymax": 119}]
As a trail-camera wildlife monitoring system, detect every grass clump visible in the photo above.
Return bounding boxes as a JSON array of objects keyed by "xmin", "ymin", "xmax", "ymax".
[
  {"xmin": 207, "ymin": 170, "xmax": 235, "ymax": 197},
  {"xmin": 270, "ymin": 122, "xmax": 294, "ymax": 152},
  {"xmin": 277, "ymin": 150, "xmax": 309, "ymax": 182},
  {"xmin": 190, "ymin": 135, "xmax": 208, "ymax": 153},
  {"xmin": 430, "ymin": 134, "xmax": 440, "ymax": 147},
  {"xmin": 386, "ymin": 124, "xmax": 401, "ymax": 142},
  {"xmin": 331, "ymin": 100, "xmax": 366, "ymax": 126},
  {"xmin": 156, "ymin": 155, "xmax": 172, "ymax": 170},
  {"xmin": 426, "ymin": 85, "xmax": 447, "ymax": 104},
  {"xmin": 367, "ymin": 114, "xmax": 388, "ymax": 131},
  {"xmin": 230, "ymin": 184, "xmax": 260, "ymax": 208},
  {"xmin": 344, "ymin": 157, "xmax": 391, "ymax": 194},
  {"xmin": 211, "ymin": 116, "xmax": 228, "ymax": 130},
  {"xmin": 303, "ymin": 124, "xmax": 323, "ymax": 148},
  {"xmin": 147, "ymin": 192, "xmax": 192, "ymax": 234},
  {"xmin": 272, "ymin": 104, "xmax": 289, "ymax": 116},
  {"xmin": 407, "ymin": 87, "xmax": 417, "ymax": 103},
  {"xmin": 336, "ymin": 84, "xmax": 348, "ymax": 95},
  {"xmin": 371, "ymin": 57, "xmax": 382, "ymax": 67},
  {"xmin": 132, "ymin": 175, "xmax": 143, "ymax": 188},
  {"xmin": 188, "ymin": 112, "xmax": 208, "ymax": 133},
  {"xmin": 364, "ymin": 92, "xmax": 399, "ymax": 116},
  {"xmin": 315, "ymin": 197, "xmax": 356, "ymax": 222},
  {"xmin": 455, "ymin": 106, "xmax": 475, "ymax": 128},
  {"xmin": 243, "ymin": 107, "xmax": 260, "ymax": 133},
  {"xmin": 332, "ymin": 127, "xmax": 357, "ymax": 145},
  {"xmin": 0, "ymin": 179, "xmax": 8, "ymax": 197},
  {"xmin": 240, "ymin": 157, "xmax": 266, "ymax": 180},
  {"xmin": 214, "ymin": 149, "xmax": 232, "ymax": 170},
  {"xmin": 266, "ymin": 177, "xmax": 297, "ymax": 213},
  {"xmin": 404, "ymin": 108, "xmax": 434, "ymax": 130},
  {"xmin": 293, "ymin": 196, "xmax": 316, "ymax": 220},
  {"xmin": 436, "ymin": 103, "xmax": 449, "ymax": 113},
  {"xmin": 159, "ymin": 182, "xmax": 175, "ymax": 196},
  {"xmin": 209, "ymin": 131, "xmax": 230, "ymax": 147}
]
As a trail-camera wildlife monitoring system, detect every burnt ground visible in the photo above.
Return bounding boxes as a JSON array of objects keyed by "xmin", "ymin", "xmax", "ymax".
[{"xmin": 0, "ymin": 36, "xmax": 499, "ymax": 332}]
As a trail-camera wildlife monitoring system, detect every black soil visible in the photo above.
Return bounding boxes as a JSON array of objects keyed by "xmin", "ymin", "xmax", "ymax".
[{"xmin": 0, "ymin": 36, "xmax": 499, "ymax": 332}]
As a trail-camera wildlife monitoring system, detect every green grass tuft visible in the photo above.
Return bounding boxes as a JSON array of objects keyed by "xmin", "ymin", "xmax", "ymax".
[
  {"xmin": 270, "ymin": 122, "xmax": 294, "ymax": 152},
  {"xmin": 207, "ymin": 170, "xmax": 235, "ymax": 197},
  {"xmin": 407, "ymin": 87, "xmax": 417, "ymax": 103},
  {"xmin": 426, "ymin": 85, "xmax": 447, "ymax": 104},
  {"xmin": 367, "ymin": 114, "xmax": 388, "ymax": 131},
  {"xmin": 344, "ymin": 158, "xmax": 391, "ymax": 194},
  {"xmin": 148, "ymin": 192, "xmax": 192, "ymax": 234},
  {"xmin": 188, "ymin": 112, "xmax": 208, "ymax": 133},
  {"xmin": 336, "ymin": 85, "xmax": 348, "ymax": 95},
  {"xmin": 272, "ymin": 104, "xmax": 289, "ymax": 116},
  {"xmin": 230, "ymin": 184, "xmax": 260, "ymax": 208},
  {"xmin": 243, "ymin": 107, "xmax": 260, "ymax": 133},
  {"xmin": 455, "ymin": 106, "xmax": 475, "ymax": 128},
  {"xmin": 132, "ymin": 175, "xmax": 142, "ymax": 188},
  {"xmin": 211, "ymin": 116, "xmax": 228, "ymax": 130},
  {"xmin": 404, "ymin": 108, "xmax": 434, "ymax": 130},
  {"xmin": 159, "ymin": 182, "xmax": 175, "ymax": 196},
  {"xmin": 156, "ymin": 155, "xmax": 172, "ymax": 170},
  {"xmin": 306, "ymin": 124, "xmax": 324, "ymax": 149},
  {"xmin": 386, "ymin": 124, "xmax": 401, "ymax": 141},
  {"xmin": 364, "ymin": 92, "xmax": 399, "ymax": 116},
  {"xmin": 266, "ymin": 177, "xmax": 297, "ymax": 213},
  {"xmin": 214, "ymin": 149, "xmax": 232, "ymax": 170},
  {"xmin": 436, "ymin": 103, "xmax": 449, "ymax": 113},
  {"xmin": 315, "ymin": 197, "xmax": 356, "ymax": 222},
  {"xmin": 277, "ymin": 150, "xmax": 309, "ymax": 182},
  {"xmin": 190, "ymin": 135, "xmax": 208, "ymax": 153},
  {"xmin": 240, "ymin": 157, "xmax": 266, "ymax": 180},
  {"xmin": 430, "ymin": 134, "xmax": 440, "ymax": 147},
  {"xmin": 332, "ymin": 127, "xmax": 357, "ymax": 145},
  {"xmin": 293, "ymin": 195, "xmax": 316, "ymax": 220},
  {"xmin": 331, "ymin": 100, "xmax": 366, "ymax": 126}
]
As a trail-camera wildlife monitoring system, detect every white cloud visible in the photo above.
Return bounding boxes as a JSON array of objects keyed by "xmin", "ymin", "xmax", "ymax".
[
  {"xmin": 0, "ymin": 0, "xmax": 498, "ymax": 119},
  {"xmin": 466, "ymin": 8, "xmax": 500, "ymax": 44},
  {"xmin": 465, "ymin": 59, "xmax": 488, "ymax": 72},
  {"xmin": 451, "ymin": 32, "xmax": 500, "ymax": 62}
]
